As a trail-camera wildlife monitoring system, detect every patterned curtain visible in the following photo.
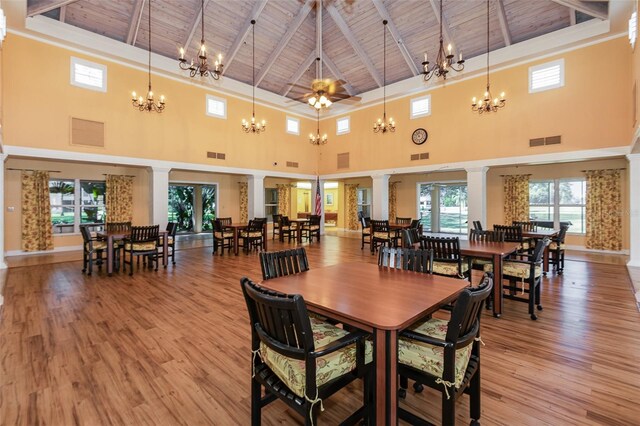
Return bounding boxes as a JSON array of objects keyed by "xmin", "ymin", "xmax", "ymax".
[
  {"xmin": 239, "ymin": 182, "xmax": 248, "ymax": 223},
  {"xmin": 276, "ymin": 184, "xmax": 291, "ymax": 216},
  {"xmin": 345, "ymin": 184, "xmax": 359, "ymax": 230},
  {"xmin": 389, "ymin": 182, "xmax": 399, "ymax": 223},
  {"xmin": 503, "ymin": 175, "xmax": 530, "ymax": 224},
  {"xmin": 106, "ymin": 175, "xmax": 134, "ymax": 223},
  {"xmin": 21, "ymin": 171, "xmax": 54, "ymax": 251},
  {"xmin": 585, "ymin": 170, "xmax": 622, "ymax": 250}
]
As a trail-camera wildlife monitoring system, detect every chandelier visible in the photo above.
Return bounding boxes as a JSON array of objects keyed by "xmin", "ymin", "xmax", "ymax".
[
  {"xmin": 309, "ymin": 110, "xmax": 328, "ymax": 145},
  {"xmin": 422, "ymin": 0, "xmax": 464, "ymax": 82},
  {"xmin": 373, "ymin": 20, "xmax": 395, "ymax": 134},
  {"xmin": 178, "ymin": 0, "xmax": 223, "ymax": 79},
  {"xmin": 471, "ymin": 0, "xmax": 506, "ymax": 114},
  {"xmin": 241, "ymin": 20, "xmax": 266, "ymax": 134},
  {"xmin": 131, "ymin": 0, "xmax": 165, "ymax": 113}
]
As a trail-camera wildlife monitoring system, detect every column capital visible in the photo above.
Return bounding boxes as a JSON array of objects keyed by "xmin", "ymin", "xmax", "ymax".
[
  {"xmin": 626, "ymin": 153, "xmax": 640, "ymax": 161},
  {"xmin": 371, "ymin": 173, "xmax": 390, "ymax": 180},
  {"xmin": 248, "ymin": 173, "xmax": 266, "ymax": 180},
  {"xmin": 150, "ymin": 166, "xmax": 171, "ymax": 173},
  {"xmin": 465, "ymin": 166, "xmax": 489, "ymax": 174}
]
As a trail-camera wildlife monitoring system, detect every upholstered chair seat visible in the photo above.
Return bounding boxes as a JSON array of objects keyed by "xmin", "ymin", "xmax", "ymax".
[
  {"xmin": 432, "ymin": 260, "xmax": 469, "ymax": 276},
  {"xmin": 125, "ymin": 242, "xmax": 157, "ymax": 251}
]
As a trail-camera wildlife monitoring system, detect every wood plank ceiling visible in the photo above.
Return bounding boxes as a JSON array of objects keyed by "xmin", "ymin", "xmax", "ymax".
[{"xmin": 28, "ymin": 0, "xmax": 608, "ymax": 102}]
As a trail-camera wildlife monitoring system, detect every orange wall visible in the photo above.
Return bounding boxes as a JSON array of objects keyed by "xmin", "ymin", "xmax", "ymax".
[
  {"xmin": 319, "ymin": 37, "xmax": 632, "ymax": 174},
  {"xmin": 633, "ymin": 1, "xmax": 640, "ymax": 132},
  {"xmin": 1, "ymin": 35, "xmax": 319, "ymax": 174}
]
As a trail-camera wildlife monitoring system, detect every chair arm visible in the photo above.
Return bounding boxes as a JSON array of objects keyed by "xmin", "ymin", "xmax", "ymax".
[
  {"xmin": 311, "ymin": 330, "xmax": 369, "ymax": 357},
  {"xmin": 400, "ymin": 330, "xmax": 449, "ymax": 348}
]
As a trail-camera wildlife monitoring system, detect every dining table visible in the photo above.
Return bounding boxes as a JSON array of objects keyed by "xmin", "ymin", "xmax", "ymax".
[
  {"xmin": 522, "ymin": 228, "xmax": 559, "ymax": 274},
  {"xmin": 97, "ymin": 229, "xmax": 168, "ymax": 276},
  {"xmin": 292, "ymin": 218, "xmax": 309, "ymax": 243},
  {"xmin": 259, "ymin": 262, "xmax": 468, "ymax": 425},
  {"xmin": 225, "ymin": 222, "xmax": 268, "ymax": 256}
]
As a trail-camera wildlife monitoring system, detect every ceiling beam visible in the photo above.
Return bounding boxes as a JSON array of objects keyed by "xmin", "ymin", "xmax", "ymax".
[
  {"xmin": 255, "ymin": 0, "xmax": 314, "ymax": 87},
  {"xmin": 222, "ymin": 0, "xmax": 269, "ymax": 75},
  {"xmin": 322, "ymin": 51, "xmax": 355, "ymax": 97},
  {"xmin": 569, "ymin": 8, "xmax": 577, "ymax": 25},
  {"xmin": 282, "ymin": 50, "xmax": 317, "ymax": 97},
  {"xmin": 126, "ymin": 0, "xmax": 146, "ymax": 45},
  {"xmin": 428, "ymin": 0, "xmax": 454, "ymax": 48},
  {"xmin": 371, "ymin": 0, "xmax": 419, "ymax": 76},
  {"xmin": 59, "ymin": 5, "xmax": 66, "ymax": 23},
  {"xmin": 182, "ymin": 0, "xmax": 212, "ymax": 53},
  {"xmin": 548, "ymin": 0, "xmax": 607, "ymax": 20},
  {"xmin": 27, "ymin": 0, "xmax": 81, "ymax": 17},
  {"xmin": 325, "ymin": 3, "xmax": 383, "ymax": 87},
  {"xmin": 496, "ymin": 0, "xmax": 512, "ymax": 46}
]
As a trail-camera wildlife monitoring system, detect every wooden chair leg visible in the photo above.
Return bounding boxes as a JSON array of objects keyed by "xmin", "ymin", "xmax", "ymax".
[
  {"xmin": 82, "ymin": 250, "xmax": 87, "ymax": 273},
  {"xmin": 442, "ymin": 391, "xmax": 456, "ymax": 426},
  {"xmin": 470, "ymin": 365, "xmax": 481, "ymax": 423},
  {"xmin": 87, "ymin": 252, "xmax": 93, "ymax": 276},
  {"xmin": 251, "ymin": 378, "xmax": 261, "ymax": 426}
]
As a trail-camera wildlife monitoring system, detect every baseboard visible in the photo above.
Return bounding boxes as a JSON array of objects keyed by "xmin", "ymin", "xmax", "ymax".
[
  {"xmin": 565, "ymin": 245, "xmax": 629, "ymax": 255},
  {"xmin": 6, "ymin": 245, "xmax": 83, "ymax": 257}
]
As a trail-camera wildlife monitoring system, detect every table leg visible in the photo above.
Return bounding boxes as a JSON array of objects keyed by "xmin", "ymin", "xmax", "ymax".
[
  {"xmin": 492, "ymin": 254, "xmax": 503, "ymax": 318},
  {"xmin": 107, "ymin": 236, "xmax": 114, "ymax": 276},
  {"xmin": 374, "ymin": 328, "xmax": 398, "ymax": 425},
  {"xmin": 263, "ymin": 223, "xmax": 267, "ymax": 251},
  {"xmin": 163, "ymin": 234, "xmax": 168, "ymax": 267},
  {"xmin": 543, "ymin": 245, "xmax": 550, "ymax": 276},
  {"xmin": 234, "ymin": 228, "xmax": 239, "ymax": 256}
]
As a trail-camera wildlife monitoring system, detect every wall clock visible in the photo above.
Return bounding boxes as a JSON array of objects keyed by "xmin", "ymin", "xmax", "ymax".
[{"xmin": 412, "ymin": 128, "xmax": 428, "ymax": 145}]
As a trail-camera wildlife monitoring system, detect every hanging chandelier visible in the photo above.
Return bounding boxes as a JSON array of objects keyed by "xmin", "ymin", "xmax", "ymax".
[
  {"xmin": 241, "ymin": 20, "xmax": 266, "ymax": 134},
  {"xmin": 309, "ymin": 110, "xmax": 328, "ymax": 145},
  {"xmin": 178, "ymin": 0, "xmax": 223, "ymax": 79},
  {"xmin": 131, "ymin": 0, "xmax": 165, "ymax": 112},
  {"xmin": 373, "ymin": 20, "xmax": 395, "ymax": 134},
  {"xmin": 471, "ymin": 0, "xmax": 506, "ymax": 114},
  {"xmin": 422, "ymin": 0, "xmax": 464, "ymax": 82}
]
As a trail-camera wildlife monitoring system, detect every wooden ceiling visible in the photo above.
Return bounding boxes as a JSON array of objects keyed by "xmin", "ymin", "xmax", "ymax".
[{"xmin": 27, "ymin": 0, "xmax": 608, "ymax": 101}]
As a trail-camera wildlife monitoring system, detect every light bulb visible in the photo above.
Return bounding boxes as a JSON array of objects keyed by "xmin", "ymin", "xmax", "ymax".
[
  {"xmin": 447, "ymin": 43, "xmax": 452, "ymax": 54},
  {"xmin": 472, "ymin": 97, "xmax": 476, "ymax": 104},
  {"xmin": 308, "ymin": 97, "xmax": 316, "ymax": 106},
  {"xmin": 132, "ymin": 91, "xmax": 137, "ymax": 99},
  {"xmin": 325, "ymin": 100, "xmax": 332, "ymax": 107},
  {"xmin": 179, "ymin": 47, "xmax": 185, "ymax": 59},
  {"xmin": 160, "ymin": 95, "xmax": 165, "ymax": 103},
  {"xmin": 500, "ymin": 92, "xmax": 505, "ymax": 99},
  {"xmin": 315, "ymin": 103, "xmax": 321, "ymax": 110},
  {"xmin": 319, "ymin": 95, "xmax": 327, "ymax": 104}
]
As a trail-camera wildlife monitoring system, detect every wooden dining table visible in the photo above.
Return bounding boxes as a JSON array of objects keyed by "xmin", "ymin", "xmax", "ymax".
[
  {"xmin": 225, "ymin": 222, "xmax": 268, "ymax": 255},
  {"xmin": 259, "ymin": 262, "xmax": 468, "ymax": 425},
  {"xmin": 97, "ymin": 229, "xmax": 168, "ymax": 276},
  {"xmin": 522, "ymin": 228, "xmax": 559, "ymax": 274},
  {"xmin": 292, "ymin": 218, "xmax": 309, "ymax": 243}
]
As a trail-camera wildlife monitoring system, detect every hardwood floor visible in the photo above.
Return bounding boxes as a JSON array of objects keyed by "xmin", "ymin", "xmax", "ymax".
[{"xmin": 1, "ymin": 236, "xmax": 639, "ymax": 425}]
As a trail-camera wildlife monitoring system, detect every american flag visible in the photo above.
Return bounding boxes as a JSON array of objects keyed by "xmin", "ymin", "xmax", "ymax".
[{"xmin": 314, "ymin": 176, "xmax": 322, "ymax": 216}]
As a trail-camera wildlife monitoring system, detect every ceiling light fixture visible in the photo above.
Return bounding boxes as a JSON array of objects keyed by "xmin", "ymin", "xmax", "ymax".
[
  {"xmin": 471, "ymin": 0, "xmax": 506, "ymax": 114},
  {"xmin": 178, "ymin": 0, "xmax": 223, "ymax": 79},
  {"xmin": 308, "ymin": 0, "xmax": 332, "ymax": 110},
  {"xmin": 422, "ymin": 0, "xmax": 464, "ymax": 82},
  {"xmin": 373, "ymin": 20, "xmax": 395, "ymax": 134},
  {"xmin": 131, "ymin": 0, "xmax": 165, "ymax": 113},
  {"xmin": 241, "ymin": 20, "xmax": 266, "ymax": 134},
  {"xmin": 309, "ymin": 110, "xmax": 328, "ymax": 145}
]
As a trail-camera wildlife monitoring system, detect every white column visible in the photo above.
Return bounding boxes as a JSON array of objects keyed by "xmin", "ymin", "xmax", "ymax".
[
  {"xmin": 248, "ymin": 174, "xmax": 265, "ymax": 219},
  {"xmin": 372, "ymin": 174, "xmax": 390, "ymax": 220},
  {"xmin": 312, "ymin": 179, "xmax": 326, "ymax": 235},
  {"xmin": 150, "ymin": 167, "xmax": 170, "ymax": 226},
  {"xmin": 466, "ymin": 166, "xmax": 488, "ymax": 232},
  {"xmin": 0, "ymin": 154, "xmax": 7, "ymax": 269},
  {"xmin": 628, "ymin": 154, "xmax": 640, "ymax": 267}
]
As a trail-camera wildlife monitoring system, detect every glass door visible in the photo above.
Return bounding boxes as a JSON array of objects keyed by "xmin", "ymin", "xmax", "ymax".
[
  {"xmin": 201, "ymin": 185, "xmax": 217, "ymax": 231},
  {"xmin": 438, "ymin": 185, "xmax": 468, "ymax": 234},
  {"xmin": 357, "ymin": 188, "xmax": 371, "ymax": 218},
  {"xmin": 168, "ymin": 185, "xmax": 195, "ymax": 232},
  {"xmin": 418, "ymin": 184, "xmax": 432, "ymax": 232}
]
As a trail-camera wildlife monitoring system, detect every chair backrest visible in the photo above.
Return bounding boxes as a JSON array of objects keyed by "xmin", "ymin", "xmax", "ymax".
[
  {"xmin": 260, "ymin": 248, "xmax": 310, "ymax": 281},
  {"xmin": 129, "ymin": 225, "xmax": 159, "ymax": 243},
  {"xmin": 213, "ymin": 219, "xmax": 226, "ymax": 233},
  {"xmin": 280, "ymin": 216, "xmax": 291, "ymax": 227},
  {"xmin": 402, "ymin": 229, "xmax": 422, "ymax": 248},
  {"xmin": 253, "ymin": 217, "xmax": 267, "ymax": 227},
  {"xmin": 446, "ymin": 273, "xmax": 493, "ymax": 345},
  {"xmin": 241, "ymin": 277, "xmax": 314, "ymax": 358},
  {"xmin": 512, "ymin": 221, "xmax": 537, "ymax": 232},
  {"xmin": 107, "ymin": 221, "xmax": 131, "ymax": 233},
  {"xmin": 421, "ymin": 236, "xmax": 461, "ymax": 262},
  {"xmin": 494, "ymin": 225, "xmax": 523, "ymax": 243},
  {"xmin": 309, "ymin": 215, "xmax": 321, "ymax": 226},
  {"xmin": 166, "ymin": 222, "xmax": 178, "ymax": 237},
  {"xmin": 472, "ymin": 220, "xmax": 483, "ymax": 231},
  {"xmin": 469, "ymin": 229, "xmax": 504, "ymax": 243},
  {"xmin": 218, "ymin": 217, "xmax": 232, "ymax": 226},
  {"xmin": 80, "ymin": 225, "xmax": 92, "ymax": 243},
  {"xmin": 247, "ymin": 219, "xmax": 263, "ymax": 233},
  {"xmin": 409, "ymin": 219, "xmax": 420, "ymax": 229},
  {"xmin": 556, "ymin": 224, "xmax": 569, "ymax": 244},
  {"xmin": 378, "ymin": 247, "xmax": 432, "ymax": 273},
  {"xmin": 370, "ymin": 219, "xmax": 390, "ymax": 234},
  {"xmin": 360, "ymin": 216, "xmax": 371, "ymax": 229},
  {"xmin": 272, "ymin": 214, "xmax": 282, "ymax": 227},
  {"xmin": 531, "ymin": 237, "xmax": 550, "ymax": 264},
  {"xmin": 396, "ymin": 217, "xmax": 411, "ymax": 225}
]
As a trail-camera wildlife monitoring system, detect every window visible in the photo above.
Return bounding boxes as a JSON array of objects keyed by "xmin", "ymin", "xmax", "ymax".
[
  {"xmin": 336, "ymin": 116, "xmax": 350, "ymax": 135},
  {"xmin": 265, "ymin": 188, "xmax": 279, "ymax": 222},
  {"xmin": 529, "ymin": 59, "xmax": 564, "ymax": 93},
  {"xmin": 70, "ymin": 57, "xmax": 107, "ymax": 92},
  {"xmin": 410, "ymin": 95, "xmax": 431, "ymax": 118},
  {"xmin": 286, "ymin": 117, "xmax": 300, "ymax": 135},
  {"xmin": 206, "ymin": 95, "xmax": 227, "ymax": 119},
  {"xmin": 168, "ymin": 184, "xmax": 217, "ymax": 233},
  {"xmin": 50, "ymin": 179, "xmax": 106, "ymax": 234},
  {"xmin": 357, "ymin": 188, "xmax": 371, "ymax": 218},
  {"xmin": 529, "ymin": 179, "xmax": 586, "ymax": 234}
]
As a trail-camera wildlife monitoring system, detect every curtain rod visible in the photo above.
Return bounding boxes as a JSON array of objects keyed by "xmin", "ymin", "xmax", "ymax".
[
  {"xmin": 500, "ymin": 174, "xmax": 532, "ymax": 177},
  {"xmin": 581, "ymin": 168, "xmax": 626, "ymax": 172},
  {"xmin": 102, "ymin": 174, "xmax": 136, "ymax": 177},
  {"xmin": 7, "ymin": 168, "xmax": 61, "ymax": 173}
]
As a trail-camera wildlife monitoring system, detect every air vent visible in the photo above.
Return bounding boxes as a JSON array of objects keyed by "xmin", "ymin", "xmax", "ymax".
[
  {"xmin": 411, "ymin": 153, "xmax": 429, "ymax": 161},
  {"xmin": 529, "ymin": 136, "xmax": 561, "ymax": 147},
  {"xmin": 410, "ymin": 154, "xmax": 420, "ymax": 161},
  {"xmin": 207, "ymin": 151, "xmax": 216, "ymax": 158},
  {"xmin": 207, "ymin": 151, "xmax": 226, "ymax": 159},
  {"xmin": 70, "ymin": 117, "xmax": 104, "ymax": 147},
  {"xmin": 337, "ymin": 152, "xmax": 350, "ymax": 169},
  {"xmin": 529, "ymin": 138, "xmax": 545, "ymax": 147},
  {"xmin": 216, "ymin": 152, "xmax": 226, "ymax": 159},
  {"xmin": 286, "ymin": 161, "xmax": 299, "ymax": 168}
]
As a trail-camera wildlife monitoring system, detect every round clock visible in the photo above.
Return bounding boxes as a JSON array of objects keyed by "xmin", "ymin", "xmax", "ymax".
[{"xmin": 412, "ymin": 128, "xmax": 428, "ymax": 145}]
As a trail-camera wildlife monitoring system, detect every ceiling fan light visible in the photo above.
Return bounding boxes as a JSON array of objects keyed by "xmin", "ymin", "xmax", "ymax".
[
  {"xmin": 325, "ymin": 99, "xmax": 332, "ymax": 107},
  {"xmin": 319, "ymin": 95, "xmax": 327, "ymax": 104},
  {"xmin": 308, "ymin": 97, "xmax": 317, "ymax": 106}
]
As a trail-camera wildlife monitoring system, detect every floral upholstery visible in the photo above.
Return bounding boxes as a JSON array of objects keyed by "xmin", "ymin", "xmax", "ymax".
[
  {"xmin": 483, "ymin": 261, "xmax": 541, "ymax": 278},
  {"xmin": 373, "ymin": 232, "xmax": 390, "ymax": 239},
  {"xmin": 92, "ymin": 241, "xmax": 108, "ymax": 251},
  {"xmin": 472, "ymin": 258, "xmax": 492, "ymax": 266},
  {"xmin": 549, "ymin": 242, "xmax": 565, "ymax": 250},
  {"xmin": 158, "ymin": 236, "xmax": 174, "ymax": 244},
  {"xmin": 398, "ymin": 318, "xmax": 472, "ymax": 388},
  {"xmin": 124, "ymin": 242, "xmax": 157, "ymax": 251},
  {"xmin": 214, "ymin": 232, "xmax": 234, "ymax": 239},
  {"xmin": 432, "ymin": 260, "xmax": 469, "ymax": 276},
  {"xmin": 519, "ymin": 242, "xmax": 530, "ymax": 251},
  {"xmin": 281, "ymin": 226, "xmax": 295, "ymax": 231},
  {"xmin": 362, "ymin": 227, "xmax": 371, "ymax": 234},
  {"xmin": 260, "ymin": 317, "xmax": 373, "ymax": 398},
  {"xmin": 240, "ymin": 231, "xmax": 262, "ymax": 238},
  {"xmin": 308, "ymin": 225, "xmax": 320, "ymax": 231}
]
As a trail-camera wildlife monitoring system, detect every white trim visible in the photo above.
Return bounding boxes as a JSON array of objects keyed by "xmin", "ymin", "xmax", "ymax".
[
  {"xmin": 70, "ymin": 56, "xmax": 107, "ymax": 92},
  {"xmin": 6, "ymin": 245, "xmax": 83, "ymax": 257},
  {"xmin": 410, "ymin": 95, "xmax": 431, "ymax": 119},
  {"xmin": 286, "ymin": 116, "xmax": 300, "ymax": 135},
  {"xmin": 205, "ymin": 94, "xmax": 227, "ymax": 119},
  {"xmin": 529, "ymin": 59, "xmax": 565, "ymax": 93},
  {"xmin": 336, "ymin": 116, "xmax": 350, "ymax": 135},
  {"xmin": 565, "ymin": 245, "xmax": 629, "ymax": 255}
]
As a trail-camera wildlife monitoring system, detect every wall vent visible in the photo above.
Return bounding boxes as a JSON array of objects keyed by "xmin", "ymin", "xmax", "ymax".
[
  {"xmin": 337, "ymin": 152, "xmax": 350, "ymax": 169},
  {"xmin": 410, "ymin": 152, "xmax": 430, "ymax": 161},
  {"xmin": 70, "ymin": 117, "xmax": 104, "ymax": 147},
  {"xmin": 529, "ymin": 138, "xmax": 545, "ymax": 147},
  {"xmin": 410, "ymin": 154, "xmax": 420, "ymax": 161},
  {"xmin": 286, "ymin": 161, "xmax": 299, "ymax": 168},
  {"xmin": 530, "ymin": 136, "xmax": 561, "ymax": 147},
  {"xmin": 207, "ymin": 151, "xmax": 226, "ymax": 159},
  {"xmin": 207, "ymin": 151, "xmax": 217, "ymax": 158}
]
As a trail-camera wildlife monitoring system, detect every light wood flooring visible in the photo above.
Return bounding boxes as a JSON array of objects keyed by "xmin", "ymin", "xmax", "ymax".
[{"xmin": 1, "ymin": 236, "xmax": 639, "ymax": 425}]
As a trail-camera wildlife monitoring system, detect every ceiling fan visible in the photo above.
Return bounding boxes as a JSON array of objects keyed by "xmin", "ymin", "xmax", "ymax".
[{"xmin": 287, "ymin": 0, "xmax": 361, "ymax": 109}]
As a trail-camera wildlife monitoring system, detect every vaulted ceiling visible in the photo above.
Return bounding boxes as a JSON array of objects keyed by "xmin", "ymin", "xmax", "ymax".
[{"xmin": 27, "ymin": 0, "xmax": 608, "ymax": 102}]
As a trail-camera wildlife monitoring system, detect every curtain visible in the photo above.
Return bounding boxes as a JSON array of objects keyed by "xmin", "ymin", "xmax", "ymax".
[
  {"xmin": 21, "ymin": 171, "xmax": 54, "ymax": 251},
  {"xmin": 345, "ymin": 184, "xmax": 359, "ymax": 230},
  {"xmin": 276, "ymin": 184, "xmax": 291, "ymax": 216},
  {"xmin": 503, "ymin": 175, "xmax": 530, "ymax": 224},
  {"xmin": 106, "ymin": 175, "xmax": 134, "ymax": 223},
  {"xmin": 239, "ymin": 182, "xmax": 248, "ymax": 223},
  {"xmin": 389, "ymin": 182, "xmax": 399, "ymax": 223},
  {"xmin": 586, "ymin": 170, "xmax": 622, "ymax": 251}
]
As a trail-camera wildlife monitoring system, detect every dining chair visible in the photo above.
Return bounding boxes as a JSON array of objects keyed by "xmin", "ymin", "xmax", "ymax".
[
  {"xmin": 239, "ymin": 220, "xmax": 264, "ymax": 253},
  {"xmin": 378, "ymin": 246, "xmax": 433, "ymax": 274},
  {"xmin": 512, "ymin": 221, "xmax": 537, "ymax": 232},
  {"xmin": 549, "ymin": 224, "xmax": 569, "ymax": 274},
  {"xmin": 80, "ymin": 225, "xmax": 106, "ymax": 276},
  {"xmin": 402, "ymin": 229, "xmax": 423, "ymax": 249},
  {"xmin": 158, "ymin": 222, "xmax": 177, "ymax": 265},
  {"xmin": 240, "ymin": 277, "xmax": 373, "ymax": 425},
  {"xmin": 271, "ymin": 214, "xmax": 282, "ymax": 240},
  {"xmin": 472, "ymin": 220, "xmax": 483, "ymax": 231},
  {"xmin": 370, "ymin": 219, "xmax": 392, "ymax": 254},
  {"xmin": 397, "ymin": 274, "xmax": 493, "ymax": 426},
  {"xmin": 123, "ymin": 225, "xmax": 159, "ymax": 276},
  {"xmin": 421, "ymin": 236, "xmax": 471, "ymax": 281},
  {"xmin": 396, "ymin": 217, "xmax": 412, "ymax": 225},
  {"xmin": 259, "ymin": 248, "xmax": 309, "ymax": 281},
  {"xmin": 212, "ymin": 218, "xmax": 234, "ymax": 255},
  {"xmin": 468, "ymin": 229, "xmax": 504, "ymax": 271},
  {"xmin": 279, "ymin": 216, "xmax": 298, "ymax": 243},
  {"xmin": 494, "ymin": 224, "xmax": 531, "ymax": 254},
  {"xmin": 360, "ymin": 216, "xmax": 371, "ymax": 250},
  {"xmin": 301, "ymin": 215, "xmax": 321, "ymax": 242}
]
